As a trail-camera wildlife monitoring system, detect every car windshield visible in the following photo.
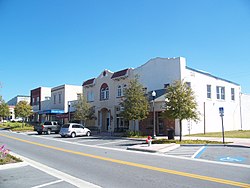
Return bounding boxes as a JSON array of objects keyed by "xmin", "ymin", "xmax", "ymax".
[{"xmin": 62, "ymin": 124, "xmax": 70, "ymax": 128}]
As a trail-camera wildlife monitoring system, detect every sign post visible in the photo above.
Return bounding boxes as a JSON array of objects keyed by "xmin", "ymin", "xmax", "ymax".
[{"xmin": 219, "ymin": 107, "xmax": 225, "ymax": 144}]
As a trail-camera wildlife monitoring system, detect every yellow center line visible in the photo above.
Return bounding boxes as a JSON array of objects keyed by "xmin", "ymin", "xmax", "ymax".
[{"xmin": 1, "ymin": 133, "xmax": 249, "ymax": 188}]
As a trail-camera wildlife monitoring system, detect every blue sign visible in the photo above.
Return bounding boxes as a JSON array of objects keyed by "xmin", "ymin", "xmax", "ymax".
[
  {"xmin": 39, "ymin": 109, "xmax": 65, "ymax": 114},
  {"xmin": 219, "ymin": 107, "xmax": 224, "ymax": 116}
]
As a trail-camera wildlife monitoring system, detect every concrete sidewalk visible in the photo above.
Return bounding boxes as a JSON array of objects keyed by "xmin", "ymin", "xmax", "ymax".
[{"xmin": 127, "ymin": 136, "xmax": 250, "ymax": 153}]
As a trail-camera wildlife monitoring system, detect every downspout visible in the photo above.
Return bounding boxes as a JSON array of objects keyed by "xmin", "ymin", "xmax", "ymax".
[{"xmin": 239, "ymin": 92, "xmax": 243, "ymax": 130}]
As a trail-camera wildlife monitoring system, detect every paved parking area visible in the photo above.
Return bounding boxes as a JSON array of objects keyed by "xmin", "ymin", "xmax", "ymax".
[
  {"xmin": 198, "ymin": 146, "xmax": 250, "ymax": 165},
  {"xmin": 165, "ymin": 145, "xmax": 250, "ymax": 165},
  {"xmin": 22, "ymin": 132, "xmax": 250, "ymax": 166},
  {"xmin": 0, "ymin": 164, "xmax": 78, "ymax": 188},
  {"xmin": 25, "ymin": 132, "xmax": 145, "ymax": 151}
]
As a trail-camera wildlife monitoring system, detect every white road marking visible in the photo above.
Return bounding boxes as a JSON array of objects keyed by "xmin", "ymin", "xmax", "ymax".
[
  {"xmin": 11, "ymin": 152, "xmax": 101, "ymax": 188},
  {"xmin": 95, "ymin": 139, "xmax": 128, "ymax": 146},
  {"xmin": 31, "ymin": 180, "xmax": 63, "ymax": 188},
  {"xmin": 192, "ymin": 146, "xmax": 205, "ymax": 158},
  {"xmin": 77, "ymin": 139, "xmax": 103, "ymax": 143}
]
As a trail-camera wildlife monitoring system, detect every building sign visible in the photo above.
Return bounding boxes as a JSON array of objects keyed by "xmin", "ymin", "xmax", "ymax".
[{"xmin": 39, "ymin": 109, "xmax": 65, "ymax": 114}]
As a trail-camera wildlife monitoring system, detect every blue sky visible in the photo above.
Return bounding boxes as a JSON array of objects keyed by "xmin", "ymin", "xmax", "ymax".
[{"xmin": 0, "ymin": 0, "xmax": 249, "ymax": 102}]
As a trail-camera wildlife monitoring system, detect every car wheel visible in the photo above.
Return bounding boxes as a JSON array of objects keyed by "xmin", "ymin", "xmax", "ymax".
[
  {"xmin": 47, "ymin": 129, "xmax": 51, "ymax": 135},
  {"xmin": 71, "ymin": 132, "xmax": 76, "ymax": 138},
  {"xmin": 86, "ymin": 131, "xmax": 91, "ymax": 137},
  {"xmin": 37, "ymin": 131, "xmax": 42, "ymax": 135}
]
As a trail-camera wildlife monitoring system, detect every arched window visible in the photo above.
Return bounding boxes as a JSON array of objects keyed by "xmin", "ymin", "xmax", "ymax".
[
  {"xmin": 122, "ymin": 84, "xmax": 127, "ymax": 96},
  {"xmin": 100, "ymin": 83, "xmax": 109, "ymax": 100},
  {"xmin": 117, "ymin": 85, "xmax": 122, "ymax": 97}
]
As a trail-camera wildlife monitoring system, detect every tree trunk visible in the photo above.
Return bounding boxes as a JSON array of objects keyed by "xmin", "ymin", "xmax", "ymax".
[
  {"xmin": 134, "ymin": 120, "xmax": 136, "ymax": 132},
  {"xmin": 179, "ymin": 120, "xmax": 182, "ymax": 141}
]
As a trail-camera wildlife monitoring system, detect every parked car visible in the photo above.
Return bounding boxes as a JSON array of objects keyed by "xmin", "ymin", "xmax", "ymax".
[
  {"xmin": 10, "ymin": 118, "xmax": 23, "ymax": 122},
  {"xmin": 34, "ymin": 121, "xmax": 61, "ymax": 135},
  {"xmin": 59, "ymin": 123, "xmax": 91, "ymax": 138}
]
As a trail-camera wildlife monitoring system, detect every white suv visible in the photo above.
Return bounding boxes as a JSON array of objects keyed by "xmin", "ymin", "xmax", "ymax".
[{"xmin": 59, "ymin": 123, "xmax": 91, "ymax": 138}]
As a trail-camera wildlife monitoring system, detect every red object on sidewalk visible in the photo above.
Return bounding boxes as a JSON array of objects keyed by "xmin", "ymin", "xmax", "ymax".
[{"xmin": 146, "ymin": 136, "xmax": 152, "ymax": 143}]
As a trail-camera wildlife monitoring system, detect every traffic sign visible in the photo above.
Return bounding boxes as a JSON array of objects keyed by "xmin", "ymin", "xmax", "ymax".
[{"xmin": 219, "ymin": 107, "xmax": 224, "ymax": 116}]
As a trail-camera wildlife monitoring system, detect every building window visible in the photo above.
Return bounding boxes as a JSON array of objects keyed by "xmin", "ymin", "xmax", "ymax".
[
  {"xmin": 59, "ymin": 94, "xmax": 61, "ymax": 104},
  {"xmin": 53, "ymin": 94, "xmax": 56, "ymax": 104},
  {"xmin": 117, "ymin": 85, "xmax": 122, "ymax": 97},
  {"xmin": 100, "ymin": 83, "xmax": 109, "ymax": 100},
  {"xmin": 122, "ymin": 84, "xmax": 127, "ymax": 96},
  {"xmin": 216, "ymin": 86, "xmax": 225, "ymax": 100},
  {"xmin": 36, "ymin": 97, "xmax": 39, "ymax": 105},
  {"xmin": 207, "ymin": 85, "xmax": 211, "ymax": 99},
  {"xmin": 87, "ymin": 91, "xmax": 94, "ymax": 102},
  {"xmin": 231, "ymin": 88, "xmax": 235, "ymax": 101},
  {"xmin": 32, "ymin": 97, "xmax": 35, "ymax": 105}
]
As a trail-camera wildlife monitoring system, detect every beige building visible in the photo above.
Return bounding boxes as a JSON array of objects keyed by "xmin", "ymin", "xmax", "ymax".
[
  {"xmin": 82, "ymin": 57, "xmax": 249, "ymax": 136},
  {"xmin": 83, "ymin": 69, "xmax": 133, "ymax": 133}
]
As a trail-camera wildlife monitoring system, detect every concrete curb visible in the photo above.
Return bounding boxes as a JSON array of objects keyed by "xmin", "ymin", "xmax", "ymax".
[
  {"xmin": 127, "ymin": 145, "xmax": 158, "ymax": 153},
  {"xmin": 181, "ymin": 144, "xmax": 250, "ymax": 148},
  {"xmin": 0, "ymin": 151, "xmax": 26, "ymax": 170},
  {"xmin": 127, "ymin": 142, "xmax": 250, "ymax": 154},
  {"xmin": 127, "ymin": 143, "xmax": 181, "ymax": 153},
  {"xmin": 0, "ymin": 161, "xmax": 27, "ymax": 170}
]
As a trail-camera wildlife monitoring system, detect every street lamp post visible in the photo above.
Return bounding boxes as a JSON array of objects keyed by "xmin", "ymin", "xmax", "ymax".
[
  {"xmin": 68, "ymin": 101, "xmax": 71, "ymax": 123},
  {"xmin": 152, "ymin": 91, "xmax": 156, "ymax": 139}
]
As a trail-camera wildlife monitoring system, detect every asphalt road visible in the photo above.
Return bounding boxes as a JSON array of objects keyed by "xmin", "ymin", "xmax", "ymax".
[{"xmin": 1, "ymin": 131, "xmax": 250, "ymax": 188}]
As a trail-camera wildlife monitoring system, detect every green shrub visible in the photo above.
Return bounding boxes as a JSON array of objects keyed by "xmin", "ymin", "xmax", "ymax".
[
  {"xmin": 0, "ymin": 122, "xmax": 33, "ymax": 131},
  {"xmin": 124, "ymin": 130, "xmax": 142, "ymax": 137}
]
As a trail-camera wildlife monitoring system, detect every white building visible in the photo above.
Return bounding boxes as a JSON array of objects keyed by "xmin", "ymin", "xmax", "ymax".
[
  {"xmin": 7, "ymin": 95, "xmax": 31, "ymax": 120},
  {"xmin": 241, "ymin": 93, "xmax": 250, "ymax": 131},
  {"xmin": 82, "ymin": 57, "xmax": 249, "ymax": 136},
  {"xmin": 49, "ymin": 84, "xmax": 82, "ymax": 123},
  {"xmin": 30, "ymin": 85, "xmax": 82, "ymax": 123},
  {"xmin": 7, "ymin": 95, "xmax": 30, "ymax": 106}
]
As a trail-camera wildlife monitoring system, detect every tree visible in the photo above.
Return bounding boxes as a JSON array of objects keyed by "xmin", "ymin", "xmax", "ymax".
[
  {"xmin": 120, "ymin": 77, "xmax": 149, "ymax": 131},
  {"xmin": 14, "ymin": 101, "xmax": 33, "ymax": 122},
  {"xmin": 0, "ymin": 101, "xmax": 10, "ymax": 121},
  {"xmin": 164, "ymin": 80, "xmax": 200, "ymax": 141},
  {"xmin": 0, "ymin": 84, "xmax": 9, "ymax": 121},
  {"xmin": 73, "ymin": 94, "xmax": 95, "ymax": 125}
]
